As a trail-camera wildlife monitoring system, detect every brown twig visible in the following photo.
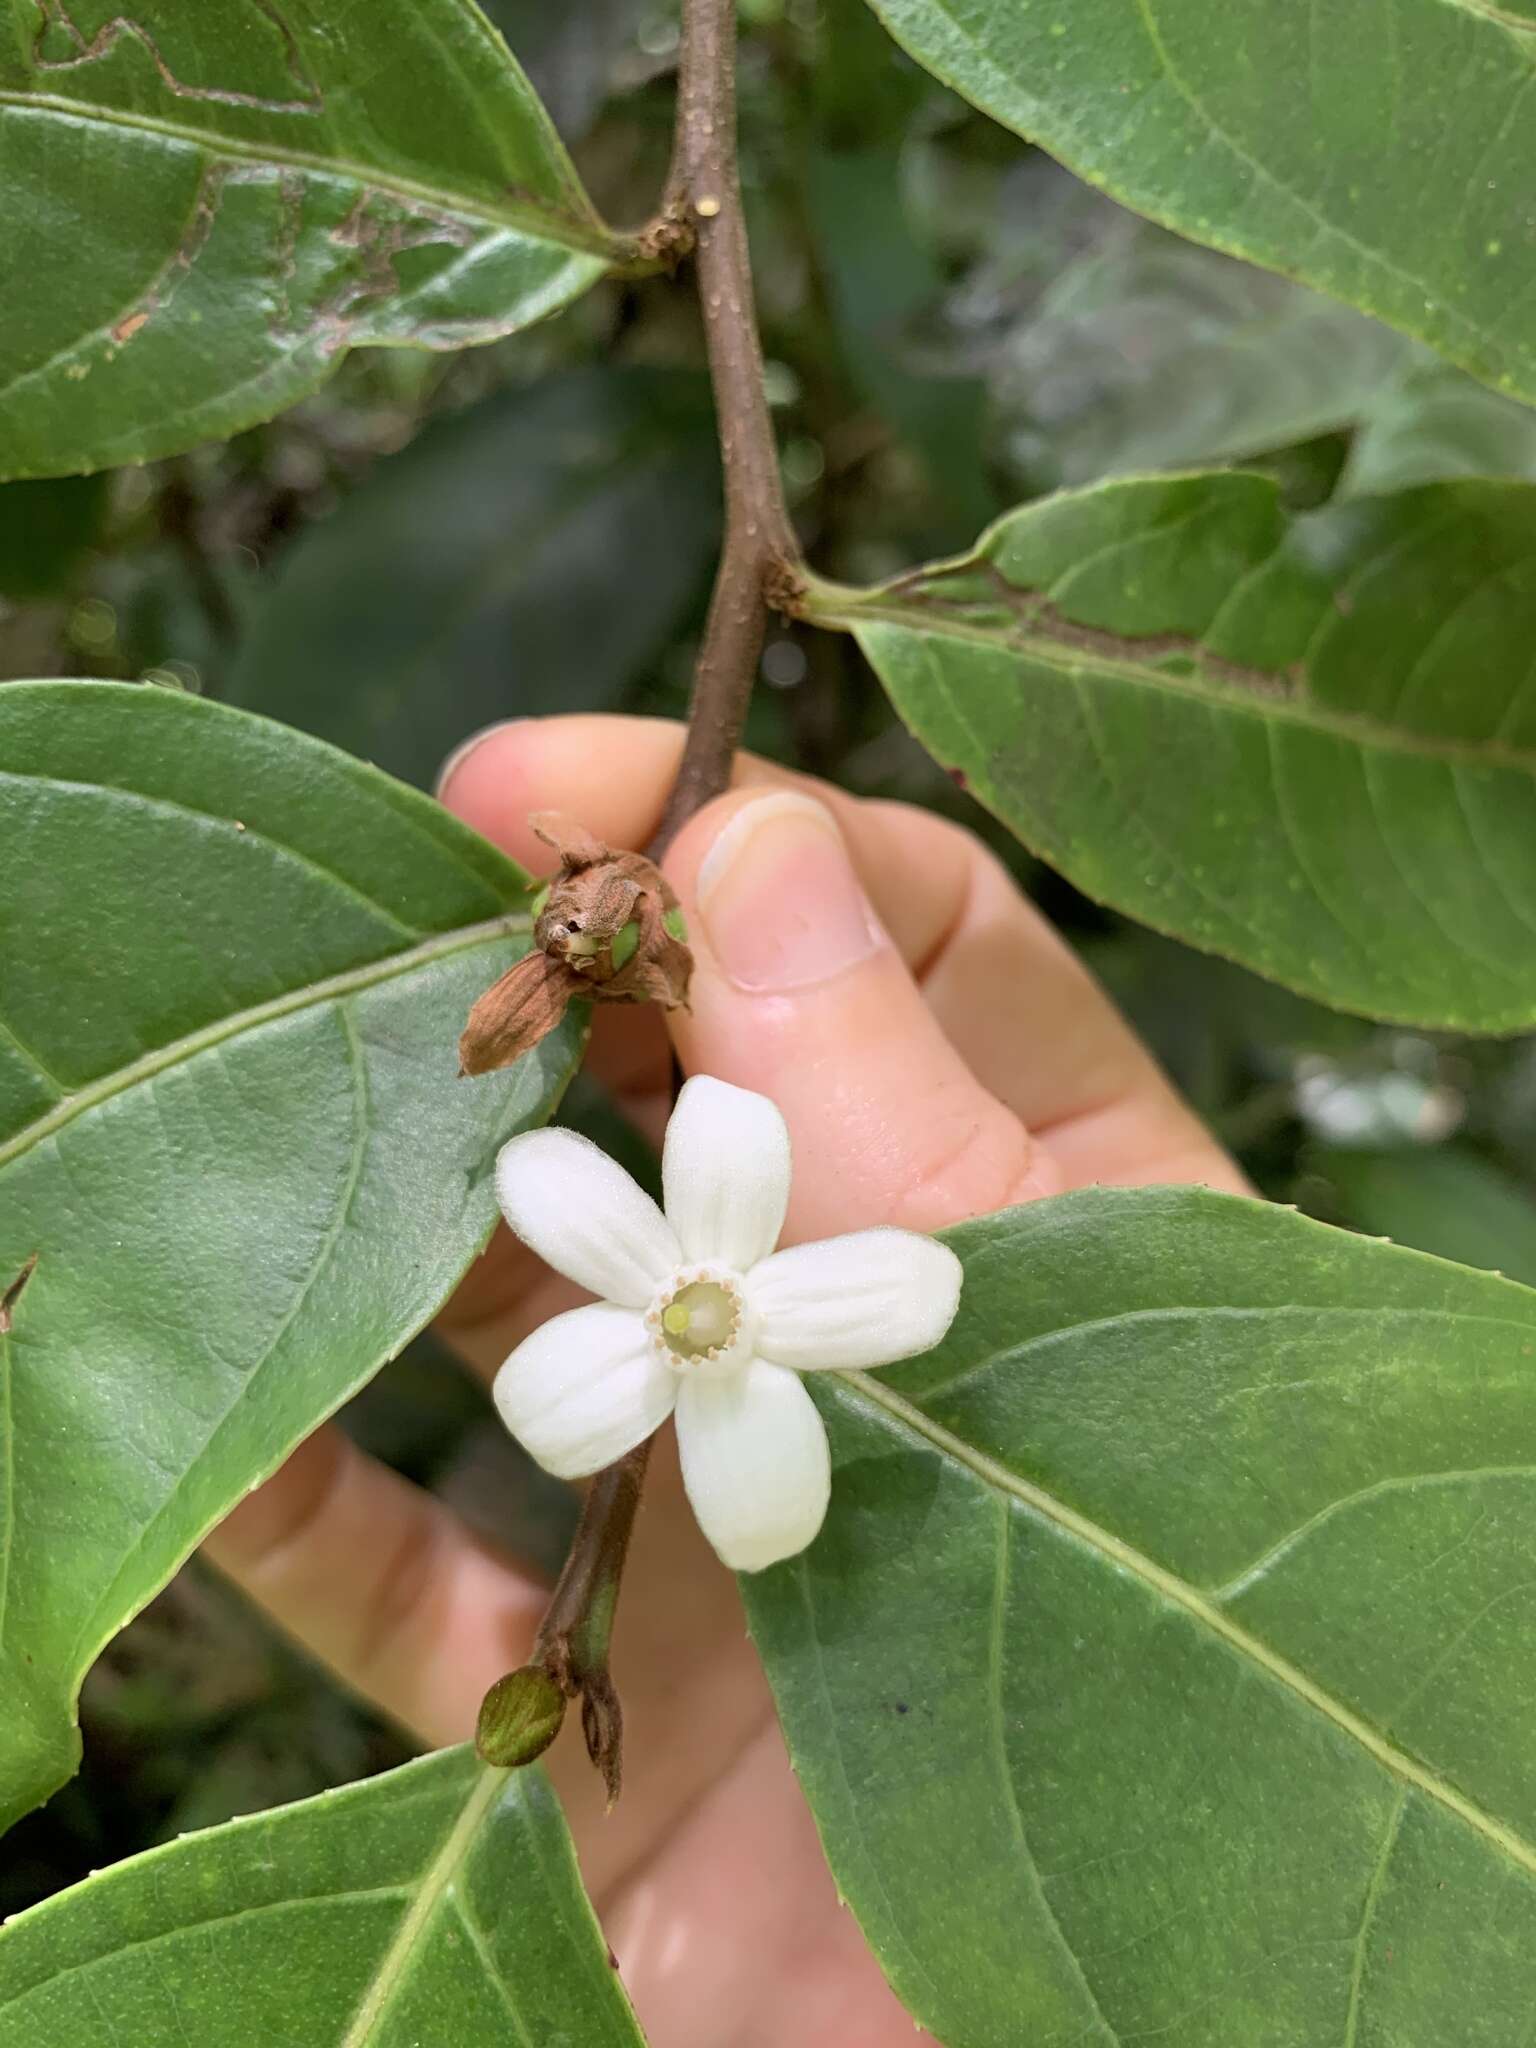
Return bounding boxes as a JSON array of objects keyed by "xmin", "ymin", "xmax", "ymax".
[
  {"xmin": 494, "ymin": 0, "xmax": 801, "ymax": 1802},
  {"xmin": 648, "ymin": 0, "xmax": 800, "ymax": 860}
]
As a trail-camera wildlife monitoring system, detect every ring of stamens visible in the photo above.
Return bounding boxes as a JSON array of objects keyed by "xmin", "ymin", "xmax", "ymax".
[{"xmin": 646, "ymin": 1265, "xmax": 746, "ymax": 1371}]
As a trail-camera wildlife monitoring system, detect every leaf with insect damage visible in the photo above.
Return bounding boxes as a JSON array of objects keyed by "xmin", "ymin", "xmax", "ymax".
[
  {"xmin": 0, "ymin": 0, "xmax": 627, "ymax": 475},
  {"xmin": 812, "ymin": 470, "xmax": 1536, "ymax": 1030}
]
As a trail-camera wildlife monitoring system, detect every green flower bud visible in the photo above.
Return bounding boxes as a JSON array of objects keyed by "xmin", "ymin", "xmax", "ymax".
[{"xmin": 476, "ymin": 1665, "xmax": 566, "ymax": 1768}]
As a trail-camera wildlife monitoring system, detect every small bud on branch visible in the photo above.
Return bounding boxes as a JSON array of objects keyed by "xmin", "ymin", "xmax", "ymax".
[
  {"xmin": 476, "ymin": 1665, "xmax": 567, "ymax": 1769},
  {"xmin": 459, "ymin": 813, "xmax": 691, "ymax": 1077}
]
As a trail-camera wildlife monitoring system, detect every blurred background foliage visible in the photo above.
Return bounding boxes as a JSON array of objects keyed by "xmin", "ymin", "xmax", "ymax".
[{"xmin": 6, "ymin": 0, "xmax": 1536, "ymax": 1914}]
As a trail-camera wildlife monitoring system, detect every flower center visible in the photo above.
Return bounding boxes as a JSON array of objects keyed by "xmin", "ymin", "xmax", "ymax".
[{"xmin": 658, "ymin": 1279, "xmax": 740, "ymax": 1362}]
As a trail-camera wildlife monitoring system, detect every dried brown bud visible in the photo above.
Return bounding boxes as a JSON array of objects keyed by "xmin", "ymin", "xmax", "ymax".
[
  {"xmin": 530, "ymin": 813, "xmax": 691, "ymax": 1008},
  {"xmin": 459, "ymin": 948, "xmax": 585, "ymax": 1078},
  {"xmin": 476, "ymin": 1665, "xmax": 567, "ymax": 1769},
  {"xmin": 459, "ymin": 813, "xmax": 693, "ymax": 1078}
]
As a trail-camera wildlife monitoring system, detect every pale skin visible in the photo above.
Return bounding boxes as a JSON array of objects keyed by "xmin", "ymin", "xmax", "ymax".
[{"xmin": 204, "ymin": 713, "xmax": 1249, "ymax": 2047}]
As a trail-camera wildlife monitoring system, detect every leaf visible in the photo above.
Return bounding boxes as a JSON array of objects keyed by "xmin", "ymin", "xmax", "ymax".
[
  {"xmin": 0, "ymin": 476, "xmax": 109, "ymax": 598},
  {"xmin": 0, "ymin": 1747, "xmax": 644, "ymax": 2045},
  {"xmin": 0, "ymin": 681, "xmax": 583, "ymax": 1831},
  {"xmin": 0, "ymin": 0, "xmax": 625, "ymax": 478},
  {"xmin": 861, "ymin": 0, "xmax": 1536, "ymax": 406},
  {"xmin": 813, "ymin": 470, "xmax": 1536, "ymax": 1030},
  {"xmin": 1312, "ymin": 1143, "xmax": 1536, "ymax": 1286},
  {"xmin": 981, "ymin": 182, "xmax": 1407, "ymax": 492},
  {"xmin": 743, "ymin": 1187, "xmax": 1536, "ymax": 2047},
  {"xmin": 230, "ymin": 369, "xmax": 721, "ymax": 787},
  {"xmin": 1344, "ymin": 354, "xmax": 1536, "ymax": 498}
]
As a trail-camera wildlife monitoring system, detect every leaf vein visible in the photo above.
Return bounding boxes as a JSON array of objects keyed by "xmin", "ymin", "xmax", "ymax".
[
  {"xmin": 988, "ymin": 1496, "xmax": 1121, "ymax": 2044},
  {"xmin": 339, "ymin": 1767, "xmax": 503, "ymax": 2047},
  {"xmin": 844, "ymin": 1371, "xmax": 1536, "ymax": 1877},
  {"xmin": 0, "ymin": 914, "xmax": 528, "ymax": 1175},
  {"xmin": 0, "ymin": 766, "xmax": 420, "ymax": 942},
  {"xmin": 0, "ymin": 91, "xmax": 617, "ymax": 258},
  {"xmin": 1342, "ymin": 1787, "xmax": 1406, "ymax": 2048},
  {"xmin": 1212, "ymin": 1466, "xmax": 1536, "ymax": 1602}
]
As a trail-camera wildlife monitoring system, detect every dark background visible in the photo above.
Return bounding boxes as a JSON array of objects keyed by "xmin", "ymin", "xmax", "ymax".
[{"xmin": 6, "ymin": 0, "xmax": 1535, "ymax": 1915}]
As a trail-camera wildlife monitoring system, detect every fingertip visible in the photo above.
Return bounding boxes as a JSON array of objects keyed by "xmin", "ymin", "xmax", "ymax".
[{"xmin": 435, "ymin": 715, "xmax": 690, "ymax": 869}]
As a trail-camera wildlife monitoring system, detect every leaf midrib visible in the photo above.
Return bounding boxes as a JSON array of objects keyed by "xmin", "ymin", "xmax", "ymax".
[
  {"xmin": 846, "ymin": 1370, "xmax": 1536, "ymax": 1878},
  {"xmin": 842, "ymin": 604, "xmax": 1536, "ymax": 777},
  {"xmin": 0, "ymin": 88, "xmax": 620, "ymax": 259},
  {"xmin": 339, "ymin": 1767, "xmax": 510, "ymax": 2047},
  {"xmin": 0, "ymin": 914, "xmax": 529, "ymax": 1175}
]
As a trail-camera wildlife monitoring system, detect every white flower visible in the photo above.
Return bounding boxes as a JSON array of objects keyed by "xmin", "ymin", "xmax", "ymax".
[{"xmin": 491, "ymin": 1076, "xmax": 963, "ymax": 1572}]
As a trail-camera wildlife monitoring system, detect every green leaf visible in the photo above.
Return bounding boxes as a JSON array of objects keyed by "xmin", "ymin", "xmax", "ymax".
[
  {"xmin": 1312, "ymin": 1143, "xmax": 1536, "ymax": 1286},
  {"xmin": 983, "ymin": 184, "xmax": 1406, "ymax": 492},
  {"xmin": 0, "ymin": 1747, "xmax": 644, "ymax": 2044},
  {"xmin": 230, "ymin": 369, "xmax": 721, "ymax": 787},
  {"xmin": 744, "ymin": 1187, "xmax": 1536, "ymax": 2046},
  {"xmin": 1343, "ymin": 353, "xmax": 1536, "ymax": 498},
  {"xmin": 861, "ymin": 0, "xmax": 1536, "ymax": 405},
  {"xmin": 0, "ymin": 0, "xmax": 624, "ymax": 478},
  {"xmin": 815, "ymin": 470, "xmax": 1536, "ymax": 1030},
  {"xmin": 0, "ymin": 682, "xmax": 582, "ymax": 1830},
  {"xmin": 0, "ymin": 475, "xmax": 109, "ymax": 598}
]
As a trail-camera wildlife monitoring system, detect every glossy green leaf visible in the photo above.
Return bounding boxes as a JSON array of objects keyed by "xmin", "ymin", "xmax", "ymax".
[
  {"xmin": 862, "ymin": 0, "xmax": 1536, "ymax": 404},
  {"xmin": 0, "ymin": 682, "xmax": 581, "ymax": 1831},
  {"xmin": 0, "ymin": 1747, "xmax": 643, "ymax": 2045},
  {"xmin": 230, "ymin": 369, "xmax": 721, "ymax": 787},
  {"xmin": 744, "ymin": 1187, "xmax": 1536, "ymax": 2047},
  {"xmin": 0, "ymin": 0, "xmax": 624, "ymax": 479},
  {"xmin": 815, "ymin": 471, "xmax": 1536, "ymax": 1029}
]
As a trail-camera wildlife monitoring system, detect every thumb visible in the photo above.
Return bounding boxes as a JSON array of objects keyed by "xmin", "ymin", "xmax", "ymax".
[{"xmin": 662, "ymin": 789, "xmax": 1062, "ymax": 1241}]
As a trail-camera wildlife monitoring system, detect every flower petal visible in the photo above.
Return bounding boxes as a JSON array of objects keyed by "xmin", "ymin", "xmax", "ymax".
[
  {"xmin": 674, "ymin": 1358, "xmax": 831, "ymax": 1571},
  {"xmin": 495, "ymin": 1126, "xmax": 681, "ymax": 1308},
  {"xmin": 750, "ymin": 1228, "xmax": 962, "ymax": 1370},
  {"xmin": 662, "ymin": 1075, "xmax": 790, "ymax": 1270},
  {"xmin": 493, "ymin": 1303, "xmax": 677, "ymax": 1479}
]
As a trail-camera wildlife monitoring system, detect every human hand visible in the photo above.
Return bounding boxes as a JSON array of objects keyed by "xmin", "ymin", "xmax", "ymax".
[{"xmin": 205, "ymin": 713, "xmax": 1246, "ymax": 2047}]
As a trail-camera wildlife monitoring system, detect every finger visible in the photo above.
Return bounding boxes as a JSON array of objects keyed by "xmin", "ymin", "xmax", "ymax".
[
  {"xmin": 203, "ymin": 1429, "xmax": 769, "ymax": 1903},
  {"xmin": 436, "ymin": 715, "xmax": 962, "ymax": 970},
  {"xmin": 202, "ymin": 1425, "xmax": 548, "ymax": 1749},
  {"xmin": 895, "ymin": 811, "xmax": 1249, "ymax": 1193},
  {"xmin": 438, "ymin": 717, "xmax": 1242, "ymax": 1193},
  {"xmin": 661, "ymin": 787, "xmax": 1062, "ymax": 1238}
]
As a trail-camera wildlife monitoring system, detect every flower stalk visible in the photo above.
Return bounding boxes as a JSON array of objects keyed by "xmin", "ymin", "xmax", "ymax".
[{"xmin": 478, "ymin": 0, "xmax": 805, "ymax": 1800}]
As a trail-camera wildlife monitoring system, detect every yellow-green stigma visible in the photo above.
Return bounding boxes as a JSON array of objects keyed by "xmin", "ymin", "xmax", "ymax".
[{"xmin": 659, "ymin": 1279, "xmax": 739, "ymax": 1361}]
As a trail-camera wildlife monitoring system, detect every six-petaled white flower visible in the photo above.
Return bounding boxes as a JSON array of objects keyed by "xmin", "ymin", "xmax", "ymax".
[{"xmin": 491, "ymin": 1076, "xmax": 963, "ymax": 1571}]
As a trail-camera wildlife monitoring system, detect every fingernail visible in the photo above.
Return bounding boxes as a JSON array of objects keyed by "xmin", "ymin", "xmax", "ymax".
[
  {"xmin": 435, "ymin": 719, "xmax": 522, "ymax": 801},
  {"xmin": 695, "ymin": 792, "xmax": 885, "ymax": 991}
]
